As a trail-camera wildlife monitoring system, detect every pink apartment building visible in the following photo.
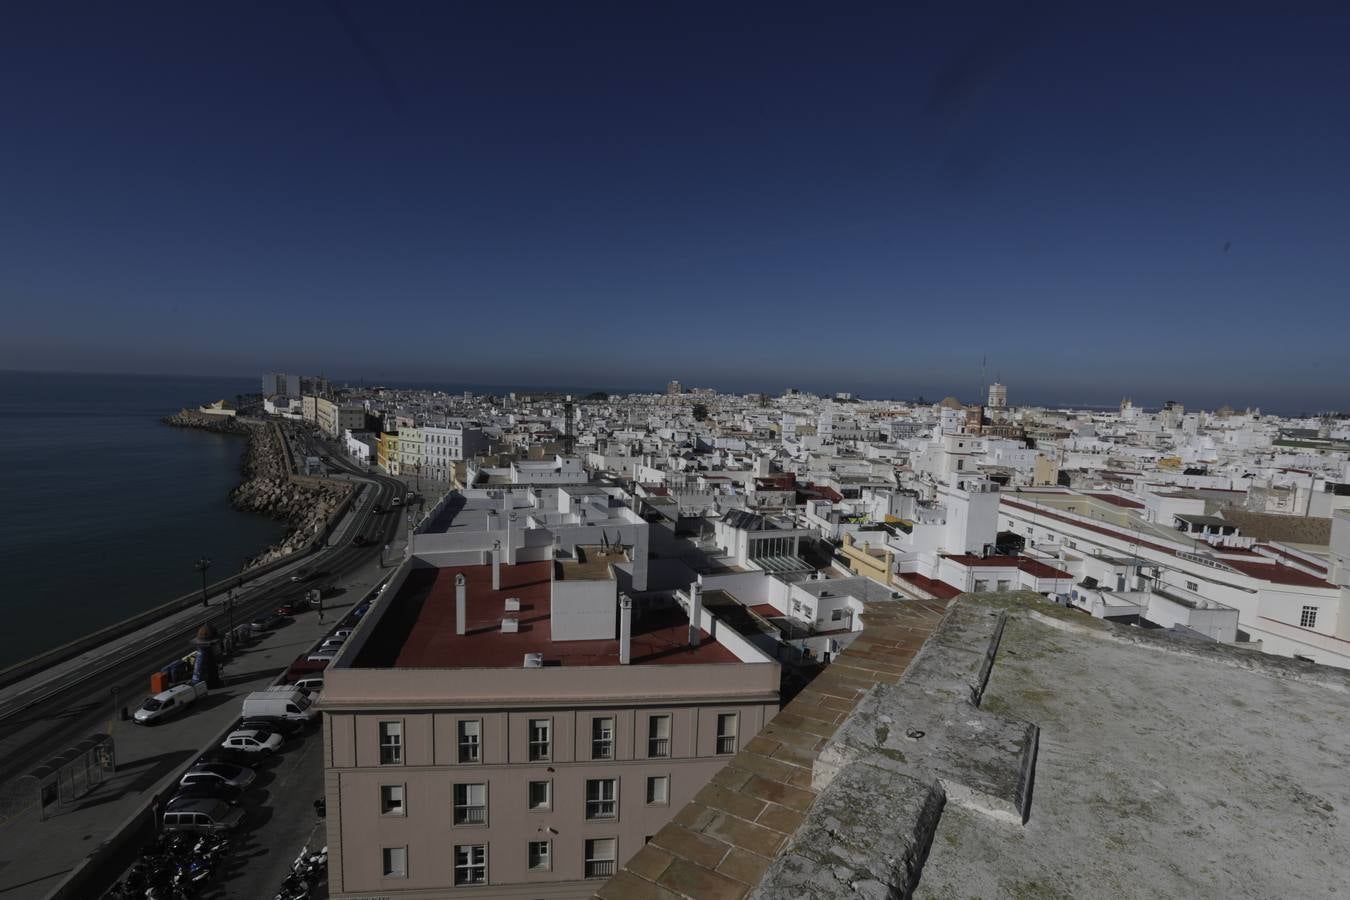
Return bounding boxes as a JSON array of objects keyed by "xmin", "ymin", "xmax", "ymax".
[{"xmin": 321, "ymin": 541, "xmax": 780, "ymax": 899}]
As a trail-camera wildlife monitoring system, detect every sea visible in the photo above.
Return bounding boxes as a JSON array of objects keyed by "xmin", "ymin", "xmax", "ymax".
[{"xmin": 0, "ymin": 371, "xmax": 288, "ymax": 668}]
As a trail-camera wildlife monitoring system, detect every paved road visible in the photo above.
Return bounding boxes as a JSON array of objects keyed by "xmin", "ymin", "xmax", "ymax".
[{"xmin": 0, "ymin": 437, "xmax": 409, "ymax": 898}]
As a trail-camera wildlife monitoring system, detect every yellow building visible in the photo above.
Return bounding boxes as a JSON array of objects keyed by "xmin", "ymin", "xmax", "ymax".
[
  {"xmin": 377, "ymin": 432, "xmax": 400, "ymax": 475},
  {"xmin": 840, "ymin": 532, "xmax": 895, "ymax": 585}
]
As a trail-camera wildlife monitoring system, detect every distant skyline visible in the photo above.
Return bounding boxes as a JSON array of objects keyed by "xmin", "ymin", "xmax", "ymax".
[
  {"xmin": 2, "ymin": 5, "xmax": 1349, "ymax": 411},
  {"xmin": 4, "ymin": 367, "xmax": 1341, "ymax": 417}
]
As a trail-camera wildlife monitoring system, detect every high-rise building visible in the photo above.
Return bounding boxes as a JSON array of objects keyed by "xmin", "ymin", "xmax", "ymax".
[
  {"xmin": 666, "ymin": 380, "xmax": 683, "ymax": 395},
  {"xmin": 987, "ymin": 382, "xmax": 1008, "ymax": 409},
  {"xmin": 263, "ymin": 372, "xmax": 301, "ymax": 398}
]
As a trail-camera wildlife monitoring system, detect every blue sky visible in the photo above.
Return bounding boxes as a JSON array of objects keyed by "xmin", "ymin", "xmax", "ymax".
[{"xmin": 2, "ymin": 3, "xmax": 1348, "ymax": 410}]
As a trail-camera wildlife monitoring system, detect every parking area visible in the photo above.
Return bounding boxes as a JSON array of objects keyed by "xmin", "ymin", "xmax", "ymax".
[
  {"xmin": 0, "ymin": 563, "xmax": 386, "ymax": 900},
  {"xmin": 198, "ymin": 727, "xmax": 326, "ymax": 899}
]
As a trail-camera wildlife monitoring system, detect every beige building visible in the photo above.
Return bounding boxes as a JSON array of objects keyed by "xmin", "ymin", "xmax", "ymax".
[
  {"xmin": 316, "ymin": 397, "xmax": 367, "ymax": 439},
  {"xmin": 321, "ymin": 535, "xmax": 780, "ymax": 898}
]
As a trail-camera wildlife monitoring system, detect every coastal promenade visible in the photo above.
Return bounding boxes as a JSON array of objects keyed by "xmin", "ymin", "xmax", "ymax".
[
  {"xmin": 0, "ymin": 553, "xmax": 392, "ymax": 899},
  {"xmin": 0, "ymin": 429, "xmax": 410, "ymax": 898}
]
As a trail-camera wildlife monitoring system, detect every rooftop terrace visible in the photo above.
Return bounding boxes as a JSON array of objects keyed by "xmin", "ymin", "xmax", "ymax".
[
  {"xmin": 352, "ymin": 560, "xmax": 737, "ymax": 669},
  {"xmin": 600, "ymin": 594, "xmax": 1350, "ymax": 899}
]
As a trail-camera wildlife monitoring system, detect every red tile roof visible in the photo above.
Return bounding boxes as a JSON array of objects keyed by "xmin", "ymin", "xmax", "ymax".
[
  {"xmin": 1001, "ymin": 498, "xmax": 1336, "ymax": 589},
  {"xmin": 1218, "ymin": 558, "xmax": 1337, "ymax": 589},
  {"xmin": 381, "ymin": 562, "xmax": 737, "ymax": 668},
  {"xmin": 940, "ymin": 554, "xmax": 1072, "ymax": 579},
  {"xmin": 898, "ymin": 572, "xmax": 962, "ymax": 600}
]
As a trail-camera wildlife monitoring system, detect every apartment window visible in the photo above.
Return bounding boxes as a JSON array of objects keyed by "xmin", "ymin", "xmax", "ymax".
[
  {"xmin": 1300, "ymin": 606, "xmax": 1318, "ymax": 628},
  {"xmin": 382, "ymin": 846, "xmax": 407, "ymax": 878},
  {"xmin": 647, "ymin": 715, "xmax": 671, "ymax": 758},
  {"xmin": 453, "ymin": 844, "xmax": 487, "ymax": 885},
  {"xmin": 528, "ymin": 840, "xmax": 551, "ymax": 872},
  {"xmin": 527, "ymin": 780, "xmax": 551, "ymax": 811},
  {"xmin": 973, "ymin": 579, "xmax": 988, "ymax": 593},
  {"xmin": 453, "ymin": 783, "xmax": 487, "ymax": 825},
  {"xmin": 957, "ymin": 459, "xmax": 964, "ymax": 470},
  {"xmin": 378, "ymin": 721, "xmax": 403, "ymax": 765},
  {"xmin": 716, "ymin": 713, "xmax": 738, "ymax": 755},
  {"xmin": 528, "ymin": 718, "xmax": 551, "ymax": 761},
  {"xmin": 584, "ymin": 838, "xmax": 617, "ymax": 879},
  {"xmin": 1186, "ymin": 580, "xmax": 1199, "ymax": 592},
  {"xmin": 646, "ymin": 775, "xmax": 670, "ymax": 806},
  {"xmin": 458, "ymin": 720, "xmax": 481, "ymax": 763},
  {"xmin": 585, "ymin": 778, "xmax": 617, "ymax": 820},
  {"xmin": 380, "ymin": 784, "xmax": 405, "ymax": 816},
  {"xmin": 830, "ymin": 608, "xmax": 845, "ymax": 622},
  {"xmin": 996, "ymin": 579, "xmax": 1011, "ymax": 592},
  {"xmin": 591, "ymin": 716, "xmax": 614, "ymax": 760}
]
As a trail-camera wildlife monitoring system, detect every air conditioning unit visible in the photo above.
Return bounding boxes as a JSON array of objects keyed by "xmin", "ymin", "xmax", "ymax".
[
  {"xmin": 504, "ymin": 597, "xmax": 521, "ymax": 612},
  {"xmin": 501, "ymin": 618, "xmax": 519, "ymax": 633},
  {"xmin": 523, "ymin": 652, "xmax": 544, "ymax": 668}
]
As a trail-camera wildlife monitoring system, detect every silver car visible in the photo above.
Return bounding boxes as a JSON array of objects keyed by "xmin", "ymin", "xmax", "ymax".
[
  {"xmin": 161, "ymin": 798, "xmax": 245, "ymax": 834},
  {"xmin": 179, "ymin": 762, "xmax": 256, "ymax": 791}
]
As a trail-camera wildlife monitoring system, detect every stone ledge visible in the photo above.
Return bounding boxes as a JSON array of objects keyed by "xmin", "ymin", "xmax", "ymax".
[{"xmin": 749, "ymin": 762, "xmax": 945, "ymax": 900}]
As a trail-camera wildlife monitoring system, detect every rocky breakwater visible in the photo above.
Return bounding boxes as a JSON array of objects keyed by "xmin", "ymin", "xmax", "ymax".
[
  {"xmin": 162, "ymin": 408, "xmax": 252, "ymax": 435},
  {"xmin": 163, "ymin": 411, "xmax": 353, "ymax": 567},
  {"xmin": 230, "ymin": 424, "xmax": 353, "ymax": 566}
]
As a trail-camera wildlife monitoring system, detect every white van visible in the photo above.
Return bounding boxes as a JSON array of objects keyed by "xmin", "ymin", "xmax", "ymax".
[
  {"xmin": 134, "ymin": 682, "xmax": 208, "ymax": 725},
  {"xmin": 240, "ymin": 689, "xmax": 317, "ymax": 725},
  {"xmin": 293, "ymin": 676, "xmax": 324, "ymax": 695}
]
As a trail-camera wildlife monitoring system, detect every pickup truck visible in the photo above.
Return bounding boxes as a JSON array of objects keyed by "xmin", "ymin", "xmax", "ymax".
[{"xmin": 134, "ymin": 681, "xmax": 208, "ymax": 725}]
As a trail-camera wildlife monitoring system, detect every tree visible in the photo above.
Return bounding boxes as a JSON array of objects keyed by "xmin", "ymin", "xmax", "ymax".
[{"xmin": 692, "ymin": 403, "xmax": 708, "ymax": 421}]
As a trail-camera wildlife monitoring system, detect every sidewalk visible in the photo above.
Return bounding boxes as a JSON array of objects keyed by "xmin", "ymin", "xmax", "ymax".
[{"xmin": 0, "ymin": 551, "xmax": 391, "ymax": 900}]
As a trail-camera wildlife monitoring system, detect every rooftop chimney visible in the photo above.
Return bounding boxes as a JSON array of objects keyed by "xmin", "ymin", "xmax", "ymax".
[
  {"xmin": 455, "ymin": 573, "xmax": 467, "ymax": 636},
  {"xmin": 688, "ymin": 582, "xmax": 703, "ymax": 648},
  {"xmin": 618, "ymin": 594, "xmax": 632, "ymax": 665},
  {"xmin": 492, "ymin": 541, "xmax": 502, "ymax": 591}
]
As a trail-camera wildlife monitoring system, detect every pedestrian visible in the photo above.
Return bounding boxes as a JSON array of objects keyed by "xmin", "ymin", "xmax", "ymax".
[{"xmin": 318, "ymin": 595, "xmax": 324, "ymax": 623}]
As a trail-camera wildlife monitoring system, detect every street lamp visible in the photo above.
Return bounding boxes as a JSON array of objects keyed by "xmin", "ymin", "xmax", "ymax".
[
  {"xmin": 194, "ymin": 557, "xmax": 212, "ymax": 607},
  {"xmin": 225, "ymin": 588, "xmax": 236, "ymax": 655}
]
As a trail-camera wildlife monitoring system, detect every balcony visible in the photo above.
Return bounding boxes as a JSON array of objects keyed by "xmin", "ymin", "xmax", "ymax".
[
  {"xmin": 585, "ymin": 800, "xmax": 616, "ymax": 820},
  {"xmin": 591, "ymin": 740, "xmax": 613, "ymax": 760},
  {"xmin": 585, "ymin": 859, "xmax": 616, "ymax": 879},
  {"xmin": 528, "ymin": 741, "xmax": 551, "ymax": 761},
  {"xmin": 458, "ymin": 741, "xmax": 480, "ymax": 763},
  {"xmin": 453, "ymin": 805, "xmax": 486, "ymax": 825},
  {"xmin": 716, "ymin": 735, "xmax": 737, "ymax": 755},
  {"xmin": 647, "ymin": 738, "xmax": 670, "ymax": 758}
]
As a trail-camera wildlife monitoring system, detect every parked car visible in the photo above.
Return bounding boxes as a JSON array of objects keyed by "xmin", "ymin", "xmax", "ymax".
[
  {"xmin": 241, "ymin": 716, "xmax": 305, "ymax": 738},
  {"xmin": 161, "ymin": 799, "xmax": 245, "ymax": 834},
  {"xmin": 166, "ymin": 783, "xmax": 243, "ymax": 809},
  {"xmin": 289, "ymin": 568, "xmax": 310, "ymax": 583},
  {"xmin": 134, "ymin": 681, "xmax": 208, "ymax": 726},
  {"xmin": 250, "ymin": 612, "xmax": 283, "ymax": 631},
  {"xmin": 318, "ymin": 637, "xmax": 344, "ymax": 652},
  {"xmin": 179, "ymin": 762, "xmax": 256, "ymax": 791},
  {"xmin": 220, "ymin": 728, "xmax": 284, "ymax": 756}
]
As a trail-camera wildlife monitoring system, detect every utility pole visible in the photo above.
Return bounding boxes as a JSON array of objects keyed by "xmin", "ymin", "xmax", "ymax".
[{"xmin": 194, "ymin": 557, "xmax": 212, "ymax": 607}]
